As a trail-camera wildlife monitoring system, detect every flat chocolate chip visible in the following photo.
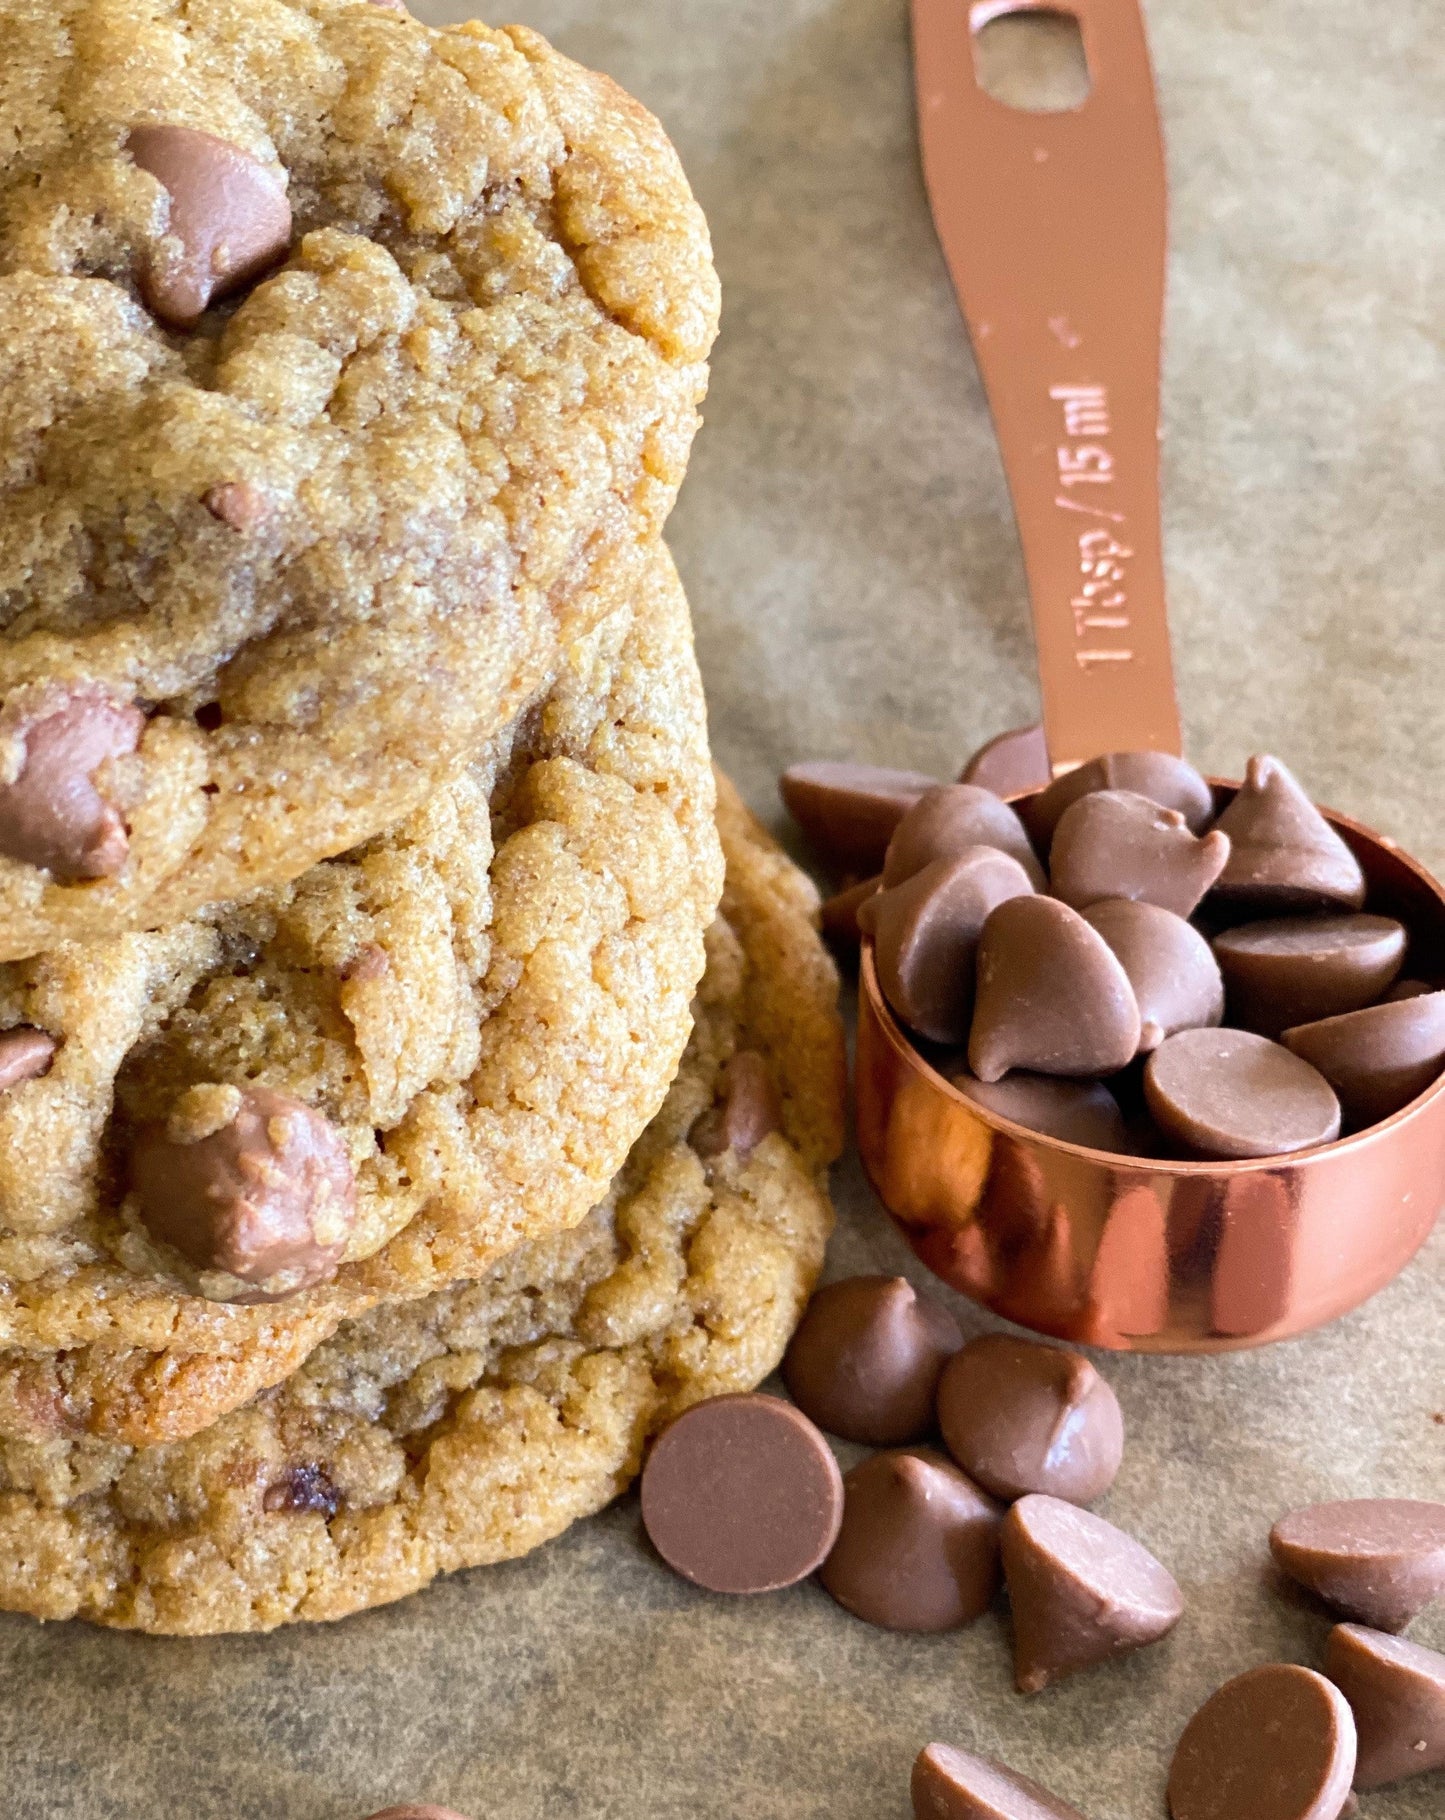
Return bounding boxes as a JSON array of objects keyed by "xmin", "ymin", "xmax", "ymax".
[
  {"xmin": 690, "ymin": 1050, "xmax": 781, "ymax": 1160},
  {"xmin": 1002, "ymin": 1494, "xmax": 1183, "ymax": 1693},
  {"xmin": 1019, "ymin": 751, "xmax": 1215, "ymax": 850},
  {"xmin": 1283, "ymin": 992, "xmax": 1445, "ymax": 1128},
  {"xmin": 1214, "ymin": 915, "xmax": 1407, "ymax": 1037},
  {"xmin": 782, "ymin": 1275, "xmax": 962, "ymax": 1445},
  {"xmin": 0, "ymin": 689, "xmax": 143, "ymax": 881},
  {"xmin": 0, "ymin": 1026, "xmax": 56, "ymax": 1093},
  {"xmin": 912, "ymin": 1743, "xmax": 1088, "ymax": 1820},
  {"xmin": 1167, "ymin": 1665, "xmax": 1356, "ymax": 1820},
  {"xmin": 1050, "ymin": 790, "xmax": 1230, "ymax": 917},
  {"xmin": 640, "ymin": 1393, "xmax": 844, "ymax": 1594},
  {"xmin": 129, "ymin": 125, "xmax": 292, "ymax": 327},
  {"xmin": 1084, "ymin": 899, "xmax": 1224, "ymax": 1053},
  {"xmin": 131, "ymin": 1084, "xmax": 357, "ymax": 1292},
  {"xmin": 884, "ymin": 785, "xmax": 1046, "ymax": 891},
  {"xmin": 1270, "ymin": 1498, "xmax": 1445, "ymax": 1632},
  {"xmin": 959, "ymin": 724, "xmax": 1052, "ymax": 800},
  {"xmin": 1212, "ymin": 755, "xmax": 1366, "ymax": 913},
  {"xmin": 1324, "ymin": 1623, "xmax": 1445, "ymax": 1788},
  {"xmin": 951, "ymin": 1070, "xmax": 1131, "ymax": 1152},
  {"xmin": 363, "ymin": 1809, "xmax": 475, "ymax": 1820},
  {"xmin": 1144, "ymin": 1028, "xmax": 1340, "ymax": 1159},
  {"xmin": 969, "ymin": 897, "xmax": 1141, "ymax": 1083},
  {"xmin": 937, "ymin": 1335, "xmax": 1124, "ymax": 1504},
  {"xmin": 866, "ymin": 847, "xmax": 1036, "ymax": 1044},
  {"xmin": 820, "ymin": 1448, "xmax": 1002, "ymax": 1631},
  {"xmin": 780, "ymin": 761, "xmax": 937, "ymax": 874}
]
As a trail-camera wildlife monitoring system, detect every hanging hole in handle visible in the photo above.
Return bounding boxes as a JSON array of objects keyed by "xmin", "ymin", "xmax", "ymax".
[{"xmin": 971, "ymin": 4, "xmax": 1092, "ymax": 113}]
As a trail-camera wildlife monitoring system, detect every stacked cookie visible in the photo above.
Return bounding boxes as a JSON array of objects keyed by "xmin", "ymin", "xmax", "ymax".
[{"xmin": 0, "ymin": 0, "xmax": 844, "ymax": 1630}]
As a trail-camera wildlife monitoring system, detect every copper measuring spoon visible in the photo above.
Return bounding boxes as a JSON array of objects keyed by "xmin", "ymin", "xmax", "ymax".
[{"xmin": 853, "ymin": 0, "xmax": 1445, "ymax": 1352}]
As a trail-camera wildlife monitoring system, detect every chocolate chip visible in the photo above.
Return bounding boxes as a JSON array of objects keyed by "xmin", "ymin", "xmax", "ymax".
[
  {"xmin": 1083, "ymin": 899, "xmax": 1224, "ymax": 1053},
  {"xmin": 1144, "ymin": 1028, "xmax": 1340, "ymax": 1159},
  {"xmin": 1283, "ymin": 992, "xmax": 1445, "ymax": 1128},
  {"xmin": 1167, "ymin": 1665, "xmax": 1357, "ymax": 1820},
  {"xmin": 1049, "ymin": 790, "xmax": 1230, "ymax": 917},
  {"xmin": 951, "ymin": 1070, "xmax": 1131, "ymax": 1152},
  {"xmin": 969, "ymin": 897, "xmax": 1141, "ymax": 1083},
  {"xmin": 1384, "ymin": 978, "xmax": 1436, "ymax": 1003},
  {"xmin": 203, "ymin": 481, "xmax": 269, "ymax": 532},
  {"xmin": 865, "ymin": 848, "xmax": 1036, "ymax": 1044},
  {"xmin": 639, "ymin": 1393, "xmax": 844, "ymax": 1594},
  {"xmin": 0, "ymin": 689, "xmax": 143, "ymax": 881},
  {"xmin": 782, "ymin": 1275, "xmax": 962, "ymax": 1445},
  {"xmin": 819, "ymin": 876, "xmax": 880, "ymax": 956},
  {"xmin": 937, "ymin": 1335, "xmax": 1124, "ymax": 1504},
  {"xmin": 780, "ymin": 761, "xmax": 938, "ymax": 874},
  {"xmin": 1270, "ymin": 1498, "xmax": 1445, "ymax": 1632},
  {"xmin": 1214, "ymin": 914, "xmax": 1407, "ymax": 1037},
  {"xmin": 912, "ymin": 1744, "xmax": 1088, "ymax": 1820},
  {"xmin": 1212, "ymin": 754, "xmax": 1366, "ymax": 913},
  {"xmin": 883, "ymin": 784, "xmax": 1046, "ymax": 891},
  {"xmin": 689, "ymin": 1050, "xmax": 781, "ymax": 1160},
  {"xmin": 131, "ymin": 1084, "xmax": 357, "ymax": 1292},
  {"xmin": 1001, "ymin": 1494, "xmax": 1183, "ymax": 1694},
  {"xmin": 363, "ymin": 1809, "xmax": 474, "ymax": 1820},
  {"xmin": 819, "ymin": 1448, "xmax": 1002, "ymax": 1631},
  {"xmin": 1324, "ymin": 1623, "xmax": 1445, "ymax": 1788},
  {"xmin": 0, "ymin": 1027, "xmax": 56, "ymax": 1094},
  {"xmin": 959, "ymin": 724, "xmax": 1053, "ymax": 800},
  {"xmin": 1019, "ymin": 751, "xmax": 1215, "ymax": 851},
  {"xmin": 262, "ymin": 1463, "xmax": 342, "ymax": 1518}
]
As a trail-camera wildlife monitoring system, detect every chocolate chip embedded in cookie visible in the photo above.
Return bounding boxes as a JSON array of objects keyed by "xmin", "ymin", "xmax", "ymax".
[
  {"xmin": 0, "ymin": 689, "xmax": 143, "ymax": 882},
  {"xmin": 0, "ymin": 1027, "xmax": 55, "ymax": 1093},
  {"xmin": 690, "ymin": 1051, "xmax": 780, "ymax": 1160}
]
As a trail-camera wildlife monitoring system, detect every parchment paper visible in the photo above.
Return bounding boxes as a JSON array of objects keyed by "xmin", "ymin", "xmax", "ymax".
[{"xmin": 1, "ymin": 3, "xmax": 1441, "ymax": 1815}]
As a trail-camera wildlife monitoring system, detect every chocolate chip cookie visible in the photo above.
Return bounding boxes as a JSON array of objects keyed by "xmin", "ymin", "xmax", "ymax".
[
  {"xmin": 0, "ymin": 775, "xmax": 845, "ymax": 1631},
  {"xmin": 0, "ymin": 0, "xmax": 718, "ymax": 956}
]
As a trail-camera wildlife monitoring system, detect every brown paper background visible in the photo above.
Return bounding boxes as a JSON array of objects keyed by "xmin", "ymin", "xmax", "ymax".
[{"xmin": 1, "ymin": 2, "xmax": 1442, "ymax": 1814}]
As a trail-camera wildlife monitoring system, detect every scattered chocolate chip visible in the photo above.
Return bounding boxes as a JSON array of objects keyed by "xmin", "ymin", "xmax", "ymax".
[
  {"xmin": 203, "ymin": 480, "xmax": 269, "ymax": 532},
  {"xmin": 951, "ymin": 1070, "xmax": 1131, "ymax": 1152},
  {"xmin": 1270, "ymin": 1498, "xmax": 1445, "ymax": 1632},
  {"xmin": 1084, "ymin": 899, "xmax": 1224, "ymax": 1053},
  {"xmin": 912, "ymin": 1743, "xmax": 1088, "ymax": 1820},
  {"xmin": 1001, "ymin": 1494, "xmax": 1183, "ymax": 1693},
  {"xmin": 884, "ymin": 785, "xmax": 1046, "ymax": 891},
  {"xmin": 0, "ymin": 1026, "xmax": 56, "ymax": 1093},
  {"xmin": 819, "ymin": 876, "xmax": 880, "ymax": 955},
  {"xmin": 1019, "ymin": 751, "xmax": 1215, "ymax": 851},
  {"xmin": 1212, "ymin": 755, "xmax": 1366, "ymax": 913},
  {"xmin": 128, "ymin": 125, "xmax": 292, "ymax": 327},
  {"xmin": 1144, "ymin": 1028, "xmax": 1340, "ymax": 1159},
  {"xmin": 262, "ymin": 1462, "xmax": 342, "ymax": 1518},
  {"xmin": 639, "ymin": 1393, "xmax": 844, "ymax": 1594},
  {"xmin": 819, "ymin": 1448, "xmax": 1002, "ymax": 1631},
  {"xmin": 1167, "ymin": 1665, "xmax": 1356, "ymax": 1820},
  {"xmin": 865, "ymin": 847, "xmax": 1036, "ymax": 1043},
  {"xmin": 131, "ymin": 1083, "xmax": 357, "ymax": 1291},
  {"xmin": 937, "ymin": 1335, "xmax": 1124, "ymax": 1505},
  {"xmin": 363, "ymin": 1809, "xmax": 474, "ymax": 1820},
  {"xmin": 969, "ymin": 897, "xmax": 1141, "ymax": 1083},
  {"xmin": 1049, "ymin": 790, "xmax": 1230, "ymax": 918},
  {"xmin": 782, "ymin": 1275, "xmax": 962, "ymax": 1445},
  {"xmin": 1283, "ymin": 992, "xmax": 1445, "ymax": 1128},
  {"xmin": 1324, "ymin": 1622, "xmax": 1445, "ymax": 1788},
  {"xmin": 689, "ymin": 1050, "xmax": 781, "ymax": 1160},
  {"xmin": 0, "ymin": 689, "xmax": 143, "ymax": 881},
  {"xmin": 1214, "ymin": 915, "xmax": 1407, "ymax": 1037},
  {"xmin": 780, "ymin": 761, "xmax": 937, "ymax": 874}
]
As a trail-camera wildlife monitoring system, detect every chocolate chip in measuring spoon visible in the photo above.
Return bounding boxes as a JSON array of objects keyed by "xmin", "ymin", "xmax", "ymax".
[
  {"xmin": 1282, "ymin": 992, "xmax": 1445, "ymax": 1128},
  {"xmin": 950, "ymin": 1070, "xmax": 1131, "ymax": 1152},
  {"xmin": 1018, "ymin": 751, "xmax": 1216, "ymax": 851},
  {"xmin": 1211, "ymin": 754, "xmax": 1366, "ymax": 913},
  {"xmin": 958, "ymin": 724, "xmax": 1052, "ymax": 800},
  {"xmin": 1269, "ymin": 1498, "xmax": 1445, "ymax": 1632},
  {"xmin": 884, "ymin": 784, "xmax": 1046, "ymax": 891},
  {"xmin": 1049, "ymin": 790, "xmax": 1230, "ymax": 917},
  {"xmin": 1214, "ymin": 914, "xmax": 1407, "ymax": 1037},
  {"xmin": 1144, "ymin": 1028, "xmax": 1340, "ymax": 1159},
  {"xmin": 1083, "ymin": 899, "xmax": 1224, "ymax": 1053},
  {"xmin": 779, "ymin": 760, "xmax": 937, "ymax": 875},
  {"xmin": 1324, "ymin": 1623, "xmax": 1445, "ymax": 1789},
  {"xmin": 1167, "ymin": 1665, "xmax": 1357, "ymax": 1820},
  {"xmin": 911, "ymin": 1744, "xmax": 1089, "ymax": 1820},
  {"xmin": 0, "ymin": 688, "xmax": 144, "ymax": 881}
]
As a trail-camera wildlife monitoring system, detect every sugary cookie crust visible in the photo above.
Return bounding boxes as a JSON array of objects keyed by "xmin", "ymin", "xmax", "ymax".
[
  {"xmin": 0, "ymin": 775, "xmax": 845, "ymax": 1631},
  {"xmin": 0, "ymin": 0, "xmax": 718, "ymax": 955}
]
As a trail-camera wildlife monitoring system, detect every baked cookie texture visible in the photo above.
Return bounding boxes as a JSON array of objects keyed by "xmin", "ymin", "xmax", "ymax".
[
  {"xmin": 0, "ymin": 776, "xmax": 845, "ymax": 1631},
  {"xmin": 0, "ymin": 0, "xmax": 719, "ymax": 956},
  {"xmin": 0, "ymin": 537, "xmax": 722, "ymax": 1438}
]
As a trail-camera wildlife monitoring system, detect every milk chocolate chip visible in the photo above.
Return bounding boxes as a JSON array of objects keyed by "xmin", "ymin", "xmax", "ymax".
[
  {"xmin": 1167, "ymin": 1665, "xmax": 1357, "ymax": 1820},
  {"xmin": 865, "ymin": 848, "xmax": 1036, "ymax": 1044},
  {"xmin": 937, "ymin": 1335, "xmax": 1124, "ymax": 1505},
  {"xmin": 1019, "ymin": 751, "xmax": 1215, "ymax": 850},
  {"xmin": 1212, "ymin": 755, "xmax": 1366, "ymax": 913},
  {"xmin": 1283, "ymin": 992, "xmax": 1445, "ymax": 1127},
  {"xmin": 363, "ymin": 1809, "xmax": 475, "ymax": 1820},
  {"xmin": 1324, "ymin": 1623, "xmax": 1445, "ymax": 1788},
  {"xmin": 1214, "ymin": 915, "xmax": 1407, "ymax": 1037},
  {"xmin": 959, "ymin": 723, "xmax": 1052, "ymax": 799},
  {"xmin": 128, "ymin": 125, "xmax": 292, "ymax": 327},
  {"xmin": 884, "ymin": 785, "xmax": 1046, "ymax": 891},
  {"xmin": 819, "ymin": 1448, "xmax": 1002, "ymax": 1631},
  {"xmin": 969, "ymin": 897, "xmax": 1141, "ymax": 1082},
  {"xmin": 1144, "ymin": 1028, "xmax": 1340, "ymax": 1159},
  {"xmin": 0, "ymin": 1026, "xmax": 56, "ymax": 1093},
  {"xmin": 0, "ymin": 689, "xmax": 143, "ymax": 881},
  {"xmin": 1084, "ymin": 899, "xmax": 1224, "ymax": 1052},
  {"xmin": 1001, "ymin": 1494, "xmax": 1183, "ymax": 1693},
  {"xmin": 820, "ymin": 877, "xmax": 880, "ymax": 955},
  {"xmin": 782, "ymin": 1275, "xmax": 962, "ymax": 1445},
  {"xmin": 912, "ymin": 1744, "xmax": 1088, "ymax": 1820},
  {"xmin": 1270, "ymin": 1498, "xmax": 1445, "ymax": 1632},
  {"xmin": 780, "ymin": 761, "xmax": 937, "ymax": 873},
  {"xmin": 951, "ymin": 1071, "xmax": 1130, "ymax": 1152},
  {"xmin": 203, "ymin": 480, "xmax": 269, "ymax": 532},
  {"xmin": 690, "ymin": 1050, "xmax": 781, "ymax": 1160},
  {"xmin": 131, "ymin": 1084, "xmax": 357, "ymax": 1292},
  {"xmin": 1050, "ymin": 790, "xmax": 1230, "ymax": 917},
  {"xmin": 639, "ymin": 1393, "xmax": 844, "ymax": 1594}
]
